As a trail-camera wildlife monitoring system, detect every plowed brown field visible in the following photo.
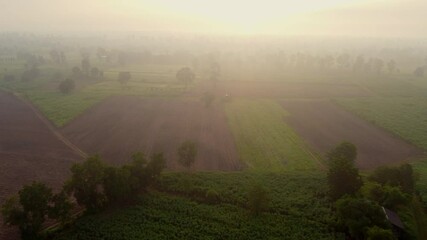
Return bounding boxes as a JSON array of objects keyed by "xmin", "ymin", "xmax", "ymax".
[
  {"xmin": 62, "ymin": 97, "xmax": 240, "ymax": 171},
  {"xmin": 0, "ymin": 91, "xmax": 82, "ymax": 240},
  {"xmin": 281, "ymin": 100, "xmax": 422, "ymax": 169}
]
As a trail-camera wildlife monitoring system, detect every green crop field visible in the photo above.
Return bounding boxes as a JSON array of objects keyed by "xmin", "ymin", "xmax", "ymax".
[
  {"xmin": 55, "ymin": 172, "xmax": 340, "ymax": 240},
  {"xmin": 225, "ymin": 99, "xmax": 320, "ymax": 171},
  {"xmin": 0, "ymin": 64, "xmax": 190, "ymax": 126}
]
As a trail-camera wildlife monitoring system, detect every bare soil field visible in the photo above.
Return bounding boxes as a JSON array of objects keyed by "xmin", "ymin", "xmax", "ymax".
[
  {"xmin": 62, "ymin": 97, "xmax": 240, "ymax": 171},
  {"xmin": 205, "ymin": 81, "xmax": 371, "ymax": 98},
  {"xmin": 0, "ymin": 91, "xmax": 82, "ymax": 239},
  {"xmin": 280, "ymin": 100, "xmax": 422, "ymax": 169}
]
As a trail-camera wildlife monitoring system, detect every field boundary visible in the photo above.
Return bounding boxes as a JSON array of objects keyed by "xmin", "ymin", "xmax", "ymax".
[{"xmin": 11, "ymin": 92, "xmax": 88, "ymax": 159}]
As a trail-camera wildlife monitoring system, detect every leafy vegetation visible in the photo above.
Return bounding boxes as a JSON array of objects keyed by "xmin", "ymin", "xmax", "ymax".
[
  {"xmin": 177, "ymin": 140, "xmax": 198, "ymax": 169},
  {"xmin": 55, "ymin": 192, "xmax": 340, "ymax": 240},
  {"xmin": 337, "ymin": 97, "xmax": 427, "ymax": 202},
  {"xmin": 1, "ymin": 153, "xmax": 166, "ymax": 239},
  {"xmin": 225, "ymin": 99, "xmax": 319, "ymax": 171},
  {"xmin": 55, "ymin": 172, "xmax": 341, "ymax": 240},
  {"xmin": 327, "ymin": 142, "xmax": 362, "ymax": 200},
  {"xmin": 155, "ymin": 171, "xmax": 333, "ymax": 221}
]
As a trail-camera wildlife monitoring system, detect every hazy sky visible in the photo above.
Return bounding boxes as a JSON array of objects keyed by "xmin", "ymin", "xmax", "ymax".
[{"xmin": 0, "ymin": 0, "xmax": 426, "ymax": 37}]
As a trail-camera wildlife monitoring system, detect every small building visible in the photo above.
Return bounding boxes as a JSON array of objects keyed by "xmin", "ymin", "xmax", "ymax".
[{"xmin": 382, "ymin": 207, "xmax": 405, "ymax": 239}]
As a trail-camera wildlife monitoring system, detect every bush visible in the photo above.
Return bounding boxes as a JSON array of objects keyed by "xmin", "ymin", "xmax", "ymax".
[
  {"xmin": 367, "ymin": 226, "xmax": 395, "ymax": 240},
  {"xmin": 248, "ymin": 184, "xmax": 269, "ymax": 216},
  {"xmin": 59, "ymin": 78, "xmax": 75, "ymax": 94},
  {"xmin": 205, "ymin": 189, "xmax": 220, "ymax": 204}
]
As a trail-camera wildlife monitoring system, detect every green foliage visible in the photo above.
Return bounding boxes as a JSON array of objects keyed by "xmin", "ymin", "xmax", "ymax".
[
  {"xmin": 205, "ymin": 189, "xmax": 220, "ymax": 204},
  {"xmin": 201, "ymin": 92, "xmax": 215, "ymax": 108},
  {"xmin": 66, "ymin": 155, "xmax": 107, "ymax": 213},
  {"xmin": 55, "ymin": 177, "xmax": 339, "ymax": 240},
  {"xmin": 225, "ymin": 99, "xmax": 318, "ymax": 171},
  {"xmin": 361, "ymin": 182, "xmax": 409, "ymax": 210},
  {"xmin": 1, "ymin": 182, "xmax": 53, "ymax": 239},
  {"xmin": 176, "ymin": 67, "xmax": 194, "ymax": 87},
  {"xmin": 247, "ymin": 184, "xmax": 269, "ymax": 216},
  {"xmin": 366, "ymin": 226, "xmax": 396, "ymax": 240},
  {"xmin": 369, "ymin": 164, "xmax": 416, "ymax": 194},
  {"xmin": 118, "ymin": 71, "xmax": 131, "ymax": 86},
  {"xmin": 177, "ymin": 140, "xmax": 197, "ymax": 169},
  {"xmin": 327, "ymin": 142, "xmax": 362, "ymax": 200},
  {"xmin": 144, "ymin": 153, "xmax": 166, "ymax": 182},
  {"xmin": 58, "ymin": 78, "xmax": 75, "ymax": 94},
  {"xmin": 49, "ymin": 191, "xmax": 74, "ymax": 225},
  {"xmin": 327, "ymin": 141, "xmax": 357, "ymax": 165},
  {"xmin": 1, "ymin": 196, "xmax": 23, "ymax": 226},
  {"xmin": 155, "ymin": 172, "xmax": 334, "ymax": 222},
  {"xmin": 103, "ymin": 166, "xmax": 132, "ymax": 204},
  {"xmin": 335, "ymin": 196, "xmax": 389, "ymax": 239}
]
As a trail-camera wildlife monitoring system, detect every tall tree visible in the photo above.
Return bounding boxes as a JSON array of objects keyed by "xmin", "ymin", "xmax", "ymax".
[
  {"xmin": 248, "ymin": 184, "xmax": 269, "ymax": 216},
  {"xmin": 336, "ymin": 196, "xmax": 390, "ymax": 239},
  {"xmin": 327, "ymin": 142, "xmax": 362, "ymax": 200},
  {"xmin": 81, "ymin": 57, "xmax": 91, "ymax": 76},
  {"xmin": 118, "ymin": 71, "xmax": 131, "ymax": 87},
  {"xmin": 66, "ymin": 155, "xmax": 106, "ymax": 213},
  {"xmin": 177, "ymin": 140, "xmax": 197, "ymax": 169},
  {"xmin": 1, "ymin": 182, "xmax": 53, "ymax": 240},
  {"xmin": 176, "ymin": 67, "xmax": 195, "ymax": 88}
]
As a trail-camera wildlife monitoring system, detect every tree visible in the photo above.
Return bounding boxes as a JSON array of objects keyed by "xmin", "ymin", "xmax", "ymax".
[
  {"xmin": 90, "ymin": 67, "xmax": 100, "ymax": 78},
  {"xmin": 387, "ymin": 60, "xmax": 396, "ymax": 74},
  {"xmin": 177, "ymin": 140, "xmax": 197, "ymax": 169},
  {"xmin": 336, "ymin": 196, "xmax": 390, "ymax": 239},
  {"xmin": 21, "ymin": 66, "xmax": 40, "ymax": 82},
  {"xmin": 205, "ymin": 189, "xmax": 220, "ymax": 204},
  {"xmin": 118, "ymin": 71, "xmax": 131, "ymax": 86},
  {"xmin": 176, "ymin": 67, "xmax": 195, "ymax": 88},
  {"xmin": 59, "ymin": 78, "xmax": 75, "ymax": 94},
  {"xmin": 145, "ymin": 153, "xmax": 166, "ymax": 182},
  {"xmin": 123, "ymin": 152, "xmax": 166, "ymax": 197},
  {"xmin": 209, "ymin": 61, "xmax": 220, "ymax": 84},
  {"xmin": 368, "ymin": 164, "xmax": 416, "ymax": 194},
  {"xmin": 72, "ymin": 66, "xmax": 82, "ymax": 78},
  {"xmin": 103, "ymin": 166, "xmax": 132, "ymax": 205},
  {"xmin": 361, "ymin": 182, "xmax": 409, "ymax": 210},
  {"xmin": 81, "ymin": 57, "xmax": 91, "ymax": 76},
  {"xmin": 66, "ymin": 155, "xmax": 107, "ymax": 213},
  {"xmin": 414, "ymin": 67, "xmax": 424, "ymax": 77},
  {"xmin": 327, "ymin": 142, "xmax": 362, "ymax": 200},
  {"xmin": 48, "ymin": 190, "xmax": 73, "ymax": 226},
  {"xmin": 1, "ymin": 182, "xmax": 53, "ymax": 239},
  {"xmin": 248, "ymin": 184, "xmax": 269, "ymax": 216},
  {"xmin": 201, "ymin": 92, "xmax": 215, "ymax": 108}
]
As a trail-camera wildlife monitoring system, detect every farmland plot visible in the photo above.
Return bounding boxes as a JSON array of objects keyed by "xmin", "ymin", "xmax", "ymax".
[
  {"xmin": 225, "ymin": 99, "xmax": 319, "ymax": 171},
  {"xmin": 281, "ymin": 100, "xmax": 422, "ymax": 169},
  {"xmin": 62, "ymin": 96, "xmax": 240, "ymax": 171}
]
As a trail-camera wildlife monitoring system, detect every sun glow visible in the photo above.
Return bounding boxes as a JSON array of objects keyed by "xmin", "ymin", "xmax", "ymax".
[{"xmin": 124, "ymin": 0, "xmax": 371, "ymax": 34}]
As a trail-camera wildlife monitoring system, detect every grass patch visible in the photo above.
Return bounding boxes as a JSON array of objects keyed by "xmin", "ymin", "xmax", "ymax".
[{"xmin": 225, "ymin": 99, "xmax": 319, "ymax": 171}]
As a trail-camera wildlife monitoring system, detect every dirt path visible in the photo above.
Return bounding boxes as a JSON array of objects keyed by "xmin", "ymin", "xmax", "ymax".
[
  {"xmin": 0, "ymin": 91, "xmax": 83, "ymax": 240},
  {"xmin": 12, "ymin": 92, "xmax": 87, "ymax": 158}
]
